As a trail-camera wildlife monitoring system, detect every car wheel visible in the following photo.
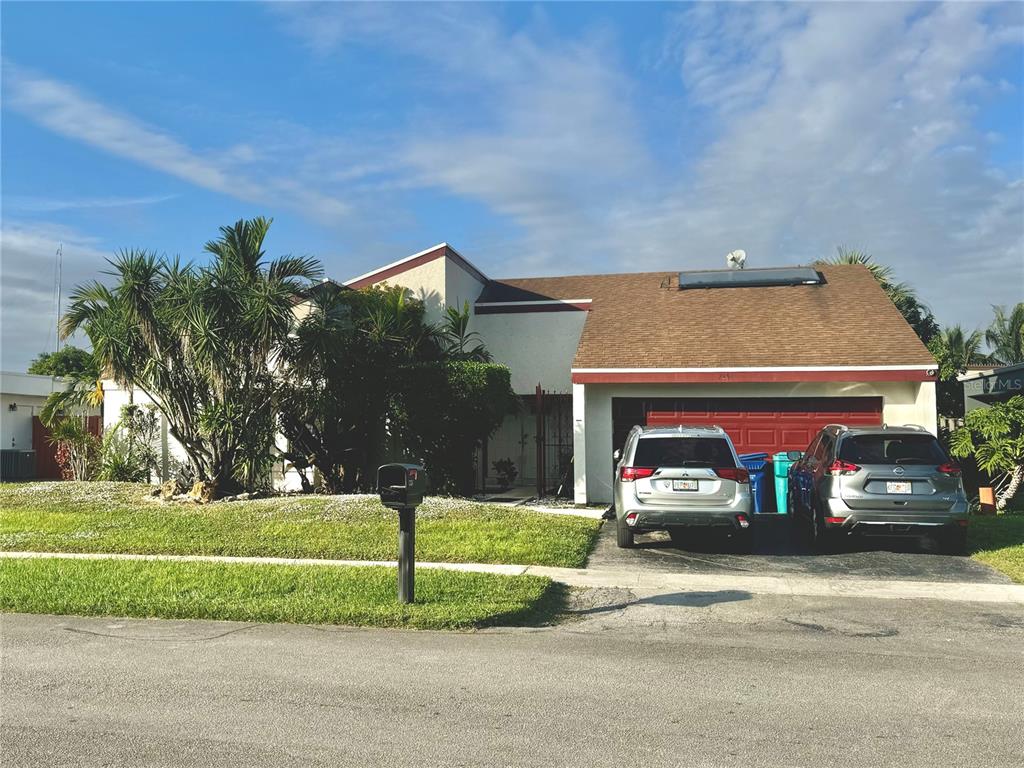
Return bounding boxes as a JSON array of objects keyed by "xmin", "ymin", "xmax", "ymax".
[
  {"xmin": 788, "ymin": 487, "xmax": 803, "ymax": 530},
  {"xmin": 811, "ymin": 505, "xmax": 836, "ymax": 554},
  {"xmin": 616, "ymin": 517, "xmax": 634, "ymax": 548},
  {"xmin": 940, "ymin": 525, "xmax": 968, "ymax": 556}
]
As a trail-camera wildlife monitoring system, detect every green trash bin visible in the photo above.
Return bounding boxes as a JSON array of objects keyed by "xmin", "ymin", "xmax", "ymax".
[{"xmin": 772, "ymin": 451, "xmax": 797, "ymax": 516}]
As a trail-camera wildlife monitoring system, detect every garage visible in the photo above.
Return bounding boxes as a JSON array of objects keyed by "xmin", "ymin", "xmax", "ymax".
[{"xmin": 612, "ymin": 396, "xmax": 883, "ymax": 456}]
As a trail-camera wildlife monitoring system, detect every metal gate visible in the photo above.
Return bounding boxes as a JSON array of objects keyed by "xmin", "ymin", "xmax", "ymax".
[{"xmin": 534, "ymin": 387, "xmax": 572, "ymax": 497}]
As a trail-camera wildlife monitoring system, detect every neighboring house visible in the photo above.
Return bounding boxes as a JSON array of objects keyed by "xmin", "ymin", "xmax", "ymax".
[
  {"xmin": 0, "ymin": 372, "xmax": 101, "ymax": 480},
  {"xmin": 345, "ymin": 245, "xmax": 938, "ymax": 505},
  {"xmin": 101, "ymin": 242, "xmax": 939, "ymax": 503},
  {"xmin": 961, "ymin": 362, "xmax": 1024, "ymax": 414}
]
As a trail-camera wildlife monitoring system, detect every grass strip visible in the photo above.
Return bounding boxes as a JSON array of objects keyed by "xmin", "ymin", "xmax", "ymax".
[
  {"xmin": 0, "ymin": 556, "xmax": 562, "ymax": 630},
  {"xmin": 970, "ymin": 515, "xmax": 1024, "ymax": 584},
  {"xmin": 0, "ymin": 482, "xmax": 602, "ymax": 568}
]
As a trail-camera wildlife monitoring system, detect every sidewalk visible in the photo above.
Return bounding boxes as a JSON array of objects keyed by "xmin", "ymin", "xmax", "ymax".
[{"xmin": 5, "ymin": 550, "xmax": 1023, "ymax": 605}]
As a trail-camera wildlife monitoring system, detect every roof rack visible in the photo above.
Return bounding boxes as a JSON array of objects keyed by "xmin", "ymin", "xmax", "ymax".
[{"xmin": 822, "ymin": 423, "xmax": 849, "ymax": 432}]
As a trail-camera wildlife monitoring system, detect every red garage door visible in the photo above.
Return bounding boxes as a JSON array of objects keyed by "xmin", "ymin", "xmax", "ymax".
[{"xmin": 612, "ymin": 397, "xmax": 883, "ymax": 456}]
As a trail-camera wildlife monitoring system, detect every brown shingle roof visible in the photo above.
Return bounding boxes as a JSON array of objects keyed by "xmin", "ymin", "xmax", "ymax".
[{"xmin": 483, "ymin": 265, "xmax": 935, "ymax": 369}]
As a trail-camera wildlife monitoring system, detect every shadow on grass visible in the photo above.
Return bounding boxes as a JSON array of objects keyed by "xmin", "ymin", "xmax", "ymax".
[
  {"xmin": 477, "ymin": 580, "xmax": 573, "ymax": 629},
  {"xmin": 969, "ymin": 514, "xmax": 1024, "ymax": 553}
]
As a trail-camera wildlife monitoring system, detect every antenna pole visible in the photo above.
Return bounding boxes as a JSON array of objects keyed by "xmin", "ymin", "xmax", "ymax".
[{"xmin": 55, "ymin": 243, "xmax": 63, "ymax": 353}]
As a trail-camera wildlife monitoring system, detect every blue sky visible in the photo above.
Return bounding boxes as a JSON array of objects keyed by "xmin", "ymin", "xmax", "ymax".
[{"xmin": 2, "ymin": 1, "xmax": 1022, "ymax": 369}]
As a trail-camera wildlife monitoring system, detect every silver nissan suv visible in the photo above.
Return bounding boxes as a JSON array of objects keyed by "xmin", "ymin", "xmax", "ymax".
[
  {"xmin": 613, "ymin": 425, "xmax": 753, "ymax": 550},
  {"xmin": 788, "ymin": 424, "xmax": 969, "ymax": 553}
]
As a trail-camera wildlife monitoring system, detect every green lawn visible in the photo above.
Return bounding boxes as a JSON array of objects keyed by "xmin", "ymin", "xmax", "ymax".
[
  {"xmin": 970, "ymin": 514, "xmax": 1024, "ymax": 584},
  {"xmin": 0, "ymin": 556, "xmax": 560, "ymax": 630},
  {"xmin": 0, "ymin": 482, "xmax": 600, "ymax": 568}
]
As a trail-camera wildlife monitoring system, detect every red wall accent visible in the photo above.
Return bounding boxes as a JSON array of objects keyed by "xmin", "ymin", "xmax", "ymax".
[
  {"xmin": 573, "ymin": 369, "xmax": 935, "ymax": 384},
  {"xmin": 474, "ymin": 302, "xmax": 591, "ymax": 314},
  {"xmin": 346, "ymin": 245, "xmax": 488, "ymax": 289},
  {"xmin": 32, "ymin": 416, "xmax": 101, "ymax": 480}
]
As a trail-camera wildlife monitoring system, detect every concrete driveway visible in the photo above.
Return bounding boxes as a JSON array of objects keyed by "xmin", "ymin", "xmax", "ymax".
[{"xmin": 588, "ymin": 516, "xmax": 1011, "ymax": 584}]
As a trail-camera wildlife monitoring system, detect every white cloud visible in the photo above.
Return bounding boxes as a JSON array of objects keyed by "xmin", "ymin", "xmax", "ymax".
[
  {"xmin": 2, "ymin": 63, "xmax": 351, "ymax": 223},
  {"xmin": 274, "ymin": 3, "xmax": 1022, "ymax": 332},
  {"xmin": 614, "ymin": 2, "xmax": 1024, "ymax": 330},
  {"xmin": 4, "ymin": 193, "xmax": 178, "ymax": 213}
]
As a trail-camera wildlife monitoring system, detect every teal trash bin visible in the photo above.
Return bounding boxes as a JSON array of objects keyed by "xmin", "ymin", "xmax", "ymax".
[{"xmin": 772, "ymin": 451, "xmax": 797, "ymax": 516}]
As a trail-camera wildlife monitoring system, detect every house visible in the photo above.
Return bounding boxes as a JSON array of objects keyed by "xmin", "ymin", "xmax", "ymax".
[
  {"xmin": 962, "ymin": 362, "xmax": 1024, "ymax": 413},
  {"xmin": 0, "ymin": 372, "xmax": 101, "ymax": 480},
  {"xmin": 343, "ymin": 244, "xmax": 938, "ymax": 505},
  {"xmin": 101, "ymin": 242, "xmax": 938, "ymax": 503}
]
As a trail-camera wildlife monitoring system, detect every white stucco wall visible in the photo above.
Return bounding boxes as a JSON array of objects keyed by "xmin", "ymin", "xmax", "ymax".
[
  {"xmin": 373, "ymin": 258, "xmax": 449, "ymax": 324},
  {"xmin": 1, "ymin": 394, "xmax": 49, "ymax": 450},
  {"xmin": 103, "ymin": 380, "xmax": 310, "ymax": 490},
  {"xmin": 474, "ymin": 312, "xmax": 586, "ymax": 394},
  {"xmin": 445, "ymin": 259, "xmax": 487, "ymax": 317},
  {"xmin": 102, "ymin": 382, "xmax": 183, "ymax": 482},
  {"xmin": 574, "ymin": 380, "xmax": 938, "ymax": 504},
  {"xmin": 1, "ymin": 372, "xmax": 99, "ymax": 452}
]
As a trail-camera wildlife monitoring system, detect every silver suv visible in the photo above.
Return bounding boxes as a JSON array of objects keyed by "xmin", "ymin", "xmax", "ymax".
[
  {"xmin": 788, "ymin": 424, "xmax": 969, "ymax": 553},
  {"xmin": 613, "ymin": 425, "xmax": 753, "ymax": 549}
]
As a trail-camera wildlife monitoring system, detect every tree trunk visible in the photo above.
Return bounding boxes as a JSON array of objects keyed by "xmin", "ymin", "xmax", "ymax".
[{"xmin": 996, "ymin": 465, "xmax": 1023, "ymax": 511}]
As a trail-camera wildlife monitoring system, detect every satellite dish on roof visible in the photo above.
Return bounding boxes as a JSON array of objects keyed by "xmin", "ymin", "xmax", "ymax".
[{"xmin": 726, "ymin": 249, "xmax": 746, "ymax": 270}]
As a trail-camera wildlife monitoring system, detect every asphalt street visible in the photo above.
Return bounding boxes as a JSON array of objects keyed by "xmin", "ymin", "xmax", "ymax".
[{"xmin": 3, "ymin": 588, "xmax": 1023, "ymax": 767}]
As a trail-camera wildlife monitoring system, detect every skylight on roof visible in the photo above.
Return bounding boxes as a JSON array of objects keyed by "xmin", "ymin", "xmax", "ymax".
[{"xmin": 678, "ymin": 267, "xmax": 824, "ymax": 290}]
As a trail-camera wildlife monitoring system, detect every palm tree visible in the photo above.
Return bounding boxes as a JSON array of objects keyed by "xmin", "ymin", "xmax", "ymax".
[
  {"xmin": 278, "ymin": 283, "xmax": 446, "ymax": 492},
  {"xmin": 818, "ymin": 247, "xmax": 939, "ymax": 343},
  {"xmin": 985, "ymin": 303, "xmax": 1024, "ymax": 366},
  {"xmin": 928, "ymin": 325, "xmax": 989, "ymax": 419},
  {"xmin": 441, "ymin": 301, "xmax": 492, "ymax": 362},
  {"xmin": 930, "ymin": 325, "xmax": 988, "ymax": 376},
  {"xmin": 62, "ymin": 217, "xmax": 320, "ymax": 496}
]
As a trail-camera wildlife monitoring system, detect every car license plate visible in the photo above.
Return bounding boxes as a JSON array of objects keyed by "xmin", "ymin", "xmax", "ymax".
[
  {"xmin": 886, "ymin": 481, "xmax": 912, "ymax": 495},
  {"xmin": 672, "ymin": 479, "xmax": 698, "ymax": 491}
]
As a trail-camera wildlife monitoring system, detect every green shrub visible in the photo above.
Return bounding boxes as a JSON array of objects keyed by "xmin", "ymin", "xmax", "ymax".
[{"xmin": 392, "ymin": 362, "xmax": 518, "ymax": 495}]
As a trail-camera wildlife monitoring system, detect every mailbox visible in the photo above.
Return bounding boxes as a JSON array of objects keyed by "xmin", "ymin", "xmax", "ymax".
[
  {"xmin": 378, "ymin": 463, "xmax": 427, "ymax": 604},
  {"xmin": 378, "ymin": 463, "xmax": 427, "ymax": 510}
]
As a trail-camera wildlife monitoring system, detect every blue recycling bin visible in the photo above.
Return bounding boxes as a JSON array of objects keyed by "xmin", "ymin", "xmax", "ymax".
[{"xmin": 738, "ymin": 452, "xmax": 770, "ymax": 515}]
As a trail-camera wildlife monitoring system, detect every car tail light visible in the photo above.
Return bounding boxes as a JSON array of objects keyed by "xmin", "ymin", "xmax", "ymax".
[
  {"xmin": 620, "ymin": 466, "xmax": 655, "ymax": 482},
  {"xmin": 825, "ymin": 516, "xmax": 848, "ymax": 525},
  {"xmin": 955, "ymin": 518, "xmax": 969, "ymax": 528},
  {"xmin": 826, "ymin": 459, "xmax": 860, "ymax": 476},
  {"xmin": 736, "ymin": 514, "xmax": 750, "ymax": 529},
  {"xmin": 937, "ymin": 463, "xmax": 961, "ymax": 476},
  {"xmin": 714, "ymin": 467, "xmax": 750, "ymax": 484},
  {"xmin": 624, "ymin": 512, "xmax": 639, "ymax": 527}
]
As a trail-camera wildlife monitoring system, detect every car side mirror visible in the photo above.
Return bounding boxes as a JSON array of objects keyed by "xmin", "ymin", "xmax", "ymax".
[
  {"xmin": 787, "ymin": 451, "xmax": 803, "ymax": 461},
  {"xmin": 613, "ymin": 449, "xmax": 621, "ymax": 462}
]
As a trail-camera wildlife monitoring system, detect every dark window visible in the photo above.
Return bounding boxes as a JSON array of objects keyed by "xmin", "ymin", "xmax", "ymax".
[
  {"xmin": 819, "ymin": 434, "xmax": 835, "ymax": 461},
  {"xmin": 806, "ymin": 434, "xmax": 823, "ymax": 462},
  {"xmin": 838, "ymin": 434, "xmax": 949, "ymax": 465},
  {"xmin": 633, "ymin": 437, "xmax": 736, "ymax": 468}
]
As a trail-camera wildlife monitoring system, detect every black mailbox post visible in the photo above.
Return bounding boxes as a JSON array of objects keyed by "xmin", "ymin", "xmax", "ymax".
[{"xmin": 378, "ymin": 463, "xmax": 427, "ymax": 604}]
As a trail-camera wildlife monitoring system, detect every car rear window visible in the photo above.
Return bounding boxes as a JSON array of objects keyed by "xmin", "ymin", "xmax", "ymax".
[
  {"xmin": 838, "ymin": 434, "xmax": 949, "ymax": 465},
  {"xmin": 633, "ymin": 437, "xmax": 736, "ymax": 468}
]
